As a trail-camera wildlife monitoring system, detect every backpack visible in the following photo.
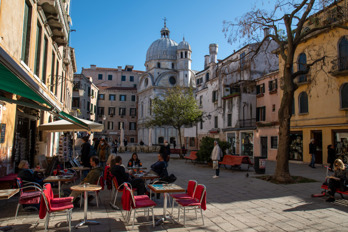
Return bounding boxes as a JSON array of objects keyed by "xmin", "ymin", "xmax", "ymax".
[
  {"xmin": 89, "ymin": 145, "xmax": 97, "ymax": 157},
  {"xmin": 160, "ymin": 174, "xmax": 177, "ymax": 183}
]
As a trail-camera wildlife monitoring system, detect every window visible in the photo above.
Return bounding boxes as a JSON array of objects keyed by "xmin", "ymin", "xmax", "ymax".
[
  {"xmin": 214, "ymin": 116, "xmax": 218, "ymax": 128},
  {"xmin": 298, "ymin": 53, "xmax": 307, "ymax": 82},
  {"xmin": 298, "ymin": 92, "xmax": 308, "ymax": 114},
  {"xmin": 34, "ymin": 22, "xmax": 42, "ymax": 77},
  {"xmin": 340, "ymin": 83, "xmax": 348, "ymax": 108},
  {"xmin": 272, "ymin": 104, "xmax": 276, "ymax": 112},
  {"xmin": 269, "ymin": 79, "xmax": 278, "ymax": 92},
  {"xmin": 185, "ymin": 51, "xmax": 187, "ymax": 58},
  {"xmin": 107, "ymin": 121, "xmax": 114, "ymax": 130},
  {"xmin": 130, "ymin": 108, "xmax": 136, "ymax": 116},
  {"xmin": 97, "ymin": 107, "xmax": 104, "ymax": 115},
  {"xmin": 55, "ymin": 60, "xmax": 59, "ymax": 95},
  {"xmin": 172, "ymin": 63, "xmax": 174, "ymax": 69},
  {"xmin": 72, "ymin": 97, "xmax": 79, "ymax": 107},
  {"xmin": 212, "ymin": 90, "xmax": 218, "ymax": 102},
  {"xmin": 98, "ymin": 94, "xmax": 105, "ymax": 100},
  {"xmin": 199, "ymin": 96, "xmax": 203, "ymax": 106},
  {"xmin": 200, "ymin": 121, "xmax": 203, "ymax": 130},
  {"xmin": 119, "ymin": 108, "xmax": 126, "ymax": 116},
  {"xmin": 129, "ymin": 122, "xmax": 136, "ymax": 130},
  {"xmin": 149, "ymin": 99, "xmax": 152, "ymax": 115},
  {"xmin": 227, "ymin": 114, "xmax": 232, "ymax": 127},
  {"xmin": 41, "ymin": 37, "xmax": 48, "ymax": 84},
  {"xmin": 256, "ymin": 106, "xmax": 266, "ymax": 121},
  {"xmin": 118, "ymin": 122, "xmax": 124, "ymax": 130},
  {"xmin": 292, "ymin": 98, "xmax": 295, "ymax": 115},
  {"xmin": 87, "ymin": 101, "xmax": 90, "ymax": 111},
  {"xmin": 130, "ymin": 76, "xmax": 134, "ymax": 82},
  {"xmin": 94, "ymin": 105, "xmax": 96, "ymax": 113},
  {"xmin": 98, "ymin": 74, "xmax": 103, "ymax": 80},
  {"xmin": 205, "ymin": 73, "xmax": 210, "ymax": 82},
  {"xmin": 180, "ymin": 52, "xmax": 183, "ymax": 59},
  {"xmin": 196, "ymin": 78, "xmax": 203, "ymax": 85},
  {"xmin": 169, "ymin": 76, "xmax": 176, "ymax": 85},
  {"xmin": 339, "ymin": 37, "xmax": 348, "ymax": 71},
  {"xmin": 131, "ymin": 95, "xmax": 136, "ymax": 101},
  {"xmin": 256, "ymin": 84, "xmax": 265, "ymax": 95},
  {"xmin": 157, "ymin": 62, "xmax": 161, "ymax": 68},
  {"xmin": 21, "ymin": 1, "xmax": 32, "ymax": 65},
  {"xmin": 50, "ymin": 52, "xmax": 55, "ymax": 92},
  {"xmin": 130, "ymin": 137, "xmax": 135, "ymax": 143},
  {"xmin": 121, "ymin": 75, "xmax": 126, "ymax": 81},
  {"xmin": 108, "ymin": 74, "xmax": 112, "ymax": 80},
  {"xmin": 158, "ymin": 137, "xmax": 164, "ymax": 144},
  {"xmin": 240, "ymin": 52, "xmax": 246, "ymax": 70},
  {"xmin": 144, "ymin": 78, "xmax": 148, "ymax": 87},
  {"xmin": 109, "ymin": 94, "xmax": 116, "ymax": 101},
  {"xmin": 271, "ymin": 136, "xmax": 278, "ymax": 149},
  {"xmin": 120, "ymin": 95, "xmax": 126, "ymax": 101},
  {"xmin": 108, "ymin": 107, "xmax": 115, "ymax": 115}
]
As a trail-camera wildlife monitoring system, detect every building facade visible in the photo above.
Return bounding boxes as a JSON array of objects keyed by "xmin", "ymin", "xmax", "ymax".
[
  {"xmin": 0, "ymin": 0, "xmax": 77, "ymax": 175},
  {"xmin": 81, "ymin": 65, "xmax": 143, "ymax": 144},
  {"xmin": 137, "ymin": 23, "xmax": 195, "ymax": 147}
]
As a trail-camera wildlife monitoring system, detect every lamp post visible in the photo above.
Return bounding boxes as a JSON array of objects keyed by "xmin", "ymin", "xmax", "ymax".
[{"xmin": 102, "ymin": 115, "xmax": 106, "ymax": 139}]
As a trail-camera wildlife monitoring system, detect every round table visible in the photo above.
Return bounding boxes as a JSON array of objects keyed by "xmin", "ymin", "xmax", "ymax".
[{"xmin": 70, "ymin": 184, "xmax": 102, "ymax": 228}]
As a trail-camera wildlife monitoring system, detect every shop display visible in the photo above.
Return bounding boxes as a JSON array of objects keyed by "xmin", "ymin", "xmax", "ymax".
[
  {"xmin": 289, "ymin": 134, "xmax": 303, "ymax": 161},
  {"xmin": 335, "ymin": 132, "xmax": 348, "ymax": 163}
]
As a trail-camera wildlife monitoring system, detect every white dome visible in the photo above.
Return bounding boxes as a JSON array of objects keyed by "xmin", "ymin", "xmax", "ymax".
[
  {"xmin": 146, "ymin": 38, "xmax": 178, "ymax": 62},
  {"xmin": 178, "ymin": 39, "xmax": 191, "ymax": 51}
]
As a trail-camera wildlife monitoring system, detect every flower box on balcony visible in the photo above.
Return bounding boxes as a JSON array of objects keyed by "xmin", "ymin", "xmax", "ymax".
[
  {"xmin": 256, "ymin": 93, "xmax": 264, "ymax": 98},
  {"xmin": 222, "ymin": 92, "xmax": 241, "ymax": 100},
  {"xmin": 209, "ymin": 128, "xmax": 220, "ymax": 134}
]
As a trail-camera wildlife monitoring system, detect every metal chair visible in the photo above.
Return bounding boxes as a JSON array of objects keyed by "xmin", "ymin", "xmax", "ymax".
[{"xmin": 171, "ymin": 180, "xmax": 197, "ymax": 214}]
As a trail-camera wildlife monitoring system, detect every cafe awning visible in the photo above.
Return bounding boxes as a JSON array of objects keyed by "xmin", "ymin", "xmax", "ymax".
[{"xmin": 39, "ymin": 116, "xmax": 103, "ymax": 132}]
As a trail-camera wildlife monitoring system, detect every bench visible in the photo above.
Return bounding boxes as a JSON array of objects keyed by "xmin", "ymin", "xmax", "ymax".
[
  {"xmin": 184, "ymin": 151, "xmax": 198, "ymax": 163},
  {"xmin": 170, "ymin": 149, "xmax": 187, "ymax": 158},
  {"xmin": 219, "ymin": 155, "xmax": 253, "ymax": 170}
]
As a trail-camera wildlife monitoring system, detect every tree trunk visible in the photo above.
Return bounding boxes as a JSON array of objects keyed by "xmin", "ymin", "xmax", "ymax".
[
  {"xmin": 177, "ymin": 127, "xmax": 184, "ymax": 159},
  {"xmin": 273, "ymin": 68, "xmax": 294, "ymax": 183}
]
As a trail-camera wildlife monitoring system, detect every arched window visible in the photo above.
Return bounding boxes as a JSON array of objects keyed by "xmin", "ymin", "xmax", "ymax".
[
  {"xmin": 298, "ymin": 53, "xmax": 307, "ymax": 82},
  {"xmin": 339, "ymin": 37, "xmax": 348, "ymax": 71},
  {"xmin": 341, "ymin": 83, "xmax": 348, "ymax": 108},
  {"xmin": 298, "ymin": 92, "xmax": 308, "ymax": 114},
  {"xmin": 157, "ymin": 62, "xmax": 161, "ymax": 68},
  {"xmin": 205, "ymin": 73, "xmax": 209, "ymax": 82}
]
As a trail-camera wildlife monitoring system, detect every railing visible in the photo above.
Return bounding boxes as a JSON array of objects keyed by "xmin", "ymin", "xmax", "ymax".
[{"xmin": 238, "ymin": 118, "xmax": 256, "ymax": 128}]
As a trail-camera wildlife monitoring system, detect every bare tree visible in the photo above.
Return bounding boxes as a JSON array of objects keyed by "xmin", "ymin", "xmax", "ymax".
[{"xmin": 224, "ymin": 0, "xmax": 348, "ymax": 182}]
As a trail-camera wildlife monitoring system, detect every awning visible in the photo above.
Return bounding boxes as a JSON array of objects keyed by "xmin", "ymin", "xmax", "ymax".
[
  {"xmin": 39, "ymin": 116, "xmax": 104, "ymax": 132},
  {"xmin": 58, "ymin": 111, "xmax": 88, "ymax": 130}
]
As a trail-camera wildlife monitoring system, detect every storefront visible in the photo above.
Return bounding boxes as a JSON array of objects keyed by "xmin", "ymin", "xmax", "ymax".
[
  {"xmin": 240, "ymin": 131, "xmax": 253, "ymax": 157},
  {"xmin": 334, "ymin": 130, "xmax": 348, "ymax": 163},
  {"xmin": 226, "ymin": 132, "xmax": 236, "ymax": 155},
  {"xmin": 289, "ymin": 131, "xmax": 303, "ymax": 161}
]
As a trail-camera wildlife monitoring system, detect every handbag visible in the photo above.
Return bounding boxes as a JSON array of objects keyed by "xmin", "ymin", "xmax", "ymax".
[{"xmin": 212, "ymin": 161, "xmax": 219, "ymax": 170}]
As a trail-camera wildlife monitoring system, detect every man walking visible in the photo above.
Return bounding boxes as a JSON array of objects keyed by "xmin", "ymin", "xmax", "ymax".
[{"xmin": 211, "ymin": 140, "xmax": 223, "ymax": 178}]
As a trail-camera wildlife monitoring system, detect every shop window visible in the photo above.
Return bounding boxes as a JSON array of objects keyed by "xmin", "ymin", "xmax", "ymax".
[
  {"xmin": 339, "ymin": 37, "xmax": 348, "ymax": 71},
  {"xmin": 241, "ymin": 132, "xmax": 253, "ymax": 156},
  {"xmin": 271, "ymin": 136, "xmax": 278, "ymax": 149},
  {"xmin": 335, "ymin": 132, "xmax": 348, "ymax": 162},
  {"xmin": 298, "ymin": 53, "xmax": 307, "ymax": 82},
  {"xmin": 340, "ymin": 83, "xmax": 348, "ymax": 109},
  {"xmin": 289, "ymin": 132, "xmax": 303, "ymax": 161},
  {"xmin": 298, "ymin": 92, "xmax": 308, "ymax": 114}
]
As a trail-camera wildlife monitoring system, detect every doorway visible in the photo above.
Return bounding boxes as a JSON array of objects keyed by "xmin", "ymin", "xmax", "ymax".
[
  {"xmin": 260, "ymin": 137, "xmax": 268, "ymax": 158},
  {"xmin": 312, "ymin": 131, "xmax": 323, "ymax": 164}
]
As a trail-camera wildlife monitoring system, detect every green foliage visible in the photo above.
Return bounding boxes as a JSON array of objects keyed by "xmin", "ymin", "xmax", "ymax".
[
  {"xmin": 145, "ymin": 86, "xmax": 203, "ymax": 130},
  {"xmin": 197, "ymin": 137, "xmax": 231, "ymax": 162}
]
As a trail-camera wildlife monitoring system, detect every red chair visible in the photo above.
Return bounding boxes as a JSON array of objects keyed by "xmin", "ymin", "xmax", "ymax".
[
  {"xmin": 122, "ymin": 183, "xmax": 156, "ymax": 229},
  {"xmin": 40, "ymin": 183, "xmax": 74, "ymax": 232},
  {"xmin": 176, "ymin": 184, "xmax": 206, "ymax": 226},
  {"xmin": 79, "ymin": 175, "xmax": 104, "ymax": 208},
  {"xmin": 15, "ymin": 177, "xmax": 42, "ymax": 219},
  {"xmin": 171, "ymin": 180, "xmax": 197, "ymax": 213},
  {"xmin": 111, "ymin": 177, "xmax": 136, "ymax": 209}
]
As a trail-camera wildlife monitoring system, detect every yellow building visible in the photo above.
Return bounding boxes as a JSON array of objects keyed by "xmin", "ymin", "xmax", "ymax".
[
  {"xmin": 0, "ymin": 0, "xmax": 78, "ymax": 175},
  {"xmin": 280, "ymin": 2, "xmax": 348, "ymax": 165}
]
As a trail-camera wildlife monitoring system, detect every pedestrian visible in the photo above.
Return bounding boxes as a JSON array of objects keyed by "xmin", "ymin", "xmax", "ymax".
[
  {"xmin": 81, "ymin": 136, "xmax": 91, "ymax": 168},
  {"xmin": 139, "ymin": 140, "xmax": 144, "ymax": 146},
  {"xmin": 113, "ymin": 139, "xmax": 118, "ymax": 153},
  {"xmin": 124, "ymin": 139, "xmax": 128, "ymax": 151},
  {"xmin": 211, "ymin": 140, "xmax": 223, "ymax": 178},
  {"xmin": 309, "ymin": 139, "xmax": 316, "ymax": 168},
  {"xmin": 97, "ymin": 138, "xmax": 110, "ymax": 169},
  {"xmin": 327, "ymin": 144, "xmax": 336, "ymax": 171},
  {"xmin": 326, "ymin": 159, "xmax": 348, "ymax": 202},
  {"xmin": 160, "ymin": 140, "xmax": 171, "ymax": 164},
  {"xmin": 92, "ymin": 137, "xmax": 100, "ymax": 150}
]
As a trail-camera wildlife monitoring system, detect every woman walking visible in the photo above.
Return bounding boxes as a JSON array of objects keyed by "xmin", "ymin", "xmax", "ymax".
[{"xmin": 211, "ymin": 140, "xmax": 222, "ymax": 178}]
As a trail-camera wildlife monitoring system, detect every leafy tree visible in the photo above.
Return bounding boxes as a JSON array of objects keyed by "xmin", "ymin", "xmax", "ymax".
[
  {"xmin": 146, "ymin": 86, "xmax": 203, "ymax": 158},
  {"xmin": 197, "ymin": 137, "xmax": 231, "ymax": 162},
  {"xmin": 223, "ymin": 0, "xmax": 347, "ymax": 182}
]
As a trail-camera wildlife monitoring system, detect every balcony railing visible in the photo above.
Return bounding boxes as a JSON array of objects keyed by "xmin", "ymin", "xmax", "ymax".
[
  {"xmin": 238, "ymin": 118, "xmax": 256, "ymax": 128},
  {"xmin": 330, "ymin": 57, "xmax": 348, "ymax": 76}
]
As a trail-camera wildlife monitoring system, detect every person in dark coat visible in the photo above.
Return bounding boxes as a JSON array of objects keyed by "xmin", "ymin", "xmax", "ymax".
[
  {"xmin": 150, "ymin": 153, "xmax": 168, "ymax": 178},
  {"xmin": 309, "ymin": 139, "xmax": 316, "ymax": 168},
  {"xmin": 327, "ymin": 145, "xmax": 336, "ymax": 171},
  {"xmin": 159, "ymin": 140, "xmax": 171, "ymax": 164},
  {"xmin": 17, "ymin": 160, "xmax": 43, "ymax": 186},
  {"xmin": 326, "ymin": 159, "xmax": 348, "ymax": 202},
  {"xmin": 81, "ymin": 136, "xmax": 91, "ymax": 167}
]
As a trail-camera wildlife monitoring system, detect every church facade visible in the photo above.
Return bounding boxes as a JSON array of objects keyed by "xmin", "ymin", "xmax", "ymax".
[{"xmin": 137, "ymin": 23, "xmax": 195, "ymax": 147}]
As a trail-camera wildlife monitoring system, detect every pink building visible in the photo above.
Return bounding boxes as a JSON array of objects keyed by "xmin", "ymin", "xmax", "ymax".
[{"xmin": 254, "ymin": 71, "xmax": 280, "ymax": 160}]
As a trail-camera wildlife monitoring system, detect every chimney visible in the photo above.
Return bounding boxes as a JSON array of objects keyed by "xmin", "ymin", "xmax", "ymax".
[
  {"xmin": 118, "ymin": 66, "xmax": 122, "ymax": 71},
  {"xmin": 90, "ymin": 64, "xmax": 96, "ymax": 70},
  {"xmin": 209, "ymin": 44, "xmax": 218, "ymax": 64},
  {"xmin": 204, "ymin": 55, "xmax": 209, "ymax": 69},
  {"xmin": 263, "ymin": 27, "xmax": 270, "ymax": 39}
]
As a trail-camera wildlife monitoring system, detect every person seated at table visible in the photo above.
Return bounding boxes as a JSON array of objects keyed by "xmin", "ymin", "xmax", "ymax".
[
  {"xmin": 17, "ymin": 160, "xmax": 44, "ymax": 186},
  {"xmin": 70, "ymin": 156, "xmax": 103, "ymax": 205},
  {"xmin": 104, "ymin": 154, "xmax": 117, "ymax": 190},
  {"xmin": 326, "ymin": 159, "xmax": 348, "ymax": 202},
  {"xmin": 127, "ymin": 152, "xmax": 142, "ymax": 167},
  {"xmin": 110, "ymin": 156, "xmax": 146, "ymax": 195},
  {"xmin": 149, "ymin": 153, "xmax": 168, "ymax": 178}
]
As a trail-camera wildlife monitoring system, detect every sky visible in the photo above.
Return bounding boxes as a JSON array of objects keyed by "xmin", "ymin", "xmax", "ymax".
[{"xmin": 70, "ymin": 0, "xmax": 260, "ymax": 73}]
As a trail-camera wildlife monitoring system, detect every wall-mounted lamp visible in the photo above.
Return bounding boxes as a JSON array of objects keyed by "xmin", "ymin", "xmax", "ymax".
[{"xmin": 78, "ymin": 89, "xmax": 85, "ymax": 97}]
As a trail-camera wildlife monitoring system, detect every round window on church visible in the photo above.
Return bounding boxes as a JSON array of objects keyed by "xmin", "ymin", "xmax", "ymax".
[
  {"xmin": 145, "ymin": 78, "xmax": 148, "ymax": 87},
  {"xmin": 169, "ymin": 76, "xmax": 176, "ymax": 85}
]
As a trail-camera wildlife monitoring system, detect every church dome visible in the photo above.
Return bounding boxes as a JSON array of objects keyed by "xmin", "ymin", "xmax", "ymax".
[
  {"xmin": 178, "ymin": 38, "xmax": 191, "ymax": 51},
  {"xmin": 146, "ymin": 38, "xmax": 178, "ymax": 62}
]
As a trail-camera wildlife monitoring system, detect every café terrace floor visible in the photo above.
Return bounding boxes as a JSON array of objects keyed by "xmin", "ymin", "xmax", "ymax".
[{"xmin": 1, "ymin": 152, "xmax": 348, "ymax": 232}]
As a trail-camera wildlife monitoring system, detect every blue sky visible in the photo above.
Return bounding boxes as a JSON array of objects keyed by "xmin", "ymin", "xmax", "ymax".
[{"xmin": 70, "ymin": 0, "xmax": 258, "ymax": 73}]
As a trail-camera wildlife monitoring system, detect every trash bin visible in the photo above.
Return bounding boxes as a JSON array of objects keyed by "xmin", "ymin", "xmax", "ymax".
[{"xmin": 254, "ymin": 157, "xmax": 266, "ymax": 174}]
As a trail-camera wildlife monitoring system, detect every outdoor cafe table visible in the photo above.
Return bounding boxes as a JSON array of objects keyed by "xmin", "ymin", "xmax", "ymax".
[
  {"xmin": 44, "ymin": 175, "xmax": 74, "ymax": 197},
  {"xmin": 0, "ymin": 189, "xmax": 20, "ymax": 231},
  {"xmin": 70, "ymin": 166, "xmax": 90, "ymax": 179},
  {"xmin": 133, "ymin": 173, "xmax": 159, "ymax": 181},
  {"xmin": 148, "ymin": 184, "xmax": 185, "ymax": 225},
  {"xmin": 70, "ymin": 184, "xmax": 102, "ymax": 228},
  {"xmin": 126, "ymin": 166, "xmax": 147, "ymax": 174}
]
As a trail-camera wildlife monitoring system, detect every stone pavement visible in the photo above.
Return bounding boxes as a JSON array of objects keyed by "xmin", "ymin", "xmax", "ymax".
[{"xmin": 1, "ymin": 152, "xmax": 348, "ymax": 231}]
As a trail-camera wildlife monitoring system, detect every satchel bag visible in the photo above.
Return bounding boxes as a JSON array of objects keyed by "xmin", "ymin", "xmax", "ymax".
[{"xmin": 212, "ymin": 160, "xmax": 219, "ymax": 170}]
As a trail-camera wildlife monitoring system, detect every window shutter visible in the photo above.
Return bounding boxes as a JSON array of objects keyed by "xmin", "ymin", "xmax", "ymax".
[
  {"xmin": 262, "ymin": 84, "xmax": 265, "ymax": 93},
  {"xmin": 262, "ymin": 106, "xmax": 266, "ymax": 121},
  {"xmin": 256, "ymin": 108, "xmax": 260, "ymax": 122},
  {"xmin": 256, "ymin": 85, "xmax": 260, "ymax": 94}
]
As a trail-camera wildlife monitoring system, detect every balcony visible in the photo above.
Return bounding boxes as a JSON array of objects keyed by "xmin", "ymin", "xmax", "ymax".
[
  {"xmin": 329, "ymin": 57, "xmax": 348, "ymax": 76},
  {"xmin": 238, "ymin": 118, "xmax": 256, "ymax": 128},
  {"xmin": 222, "ymin": 92, "xmax": 241, "ymax": 100}
]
